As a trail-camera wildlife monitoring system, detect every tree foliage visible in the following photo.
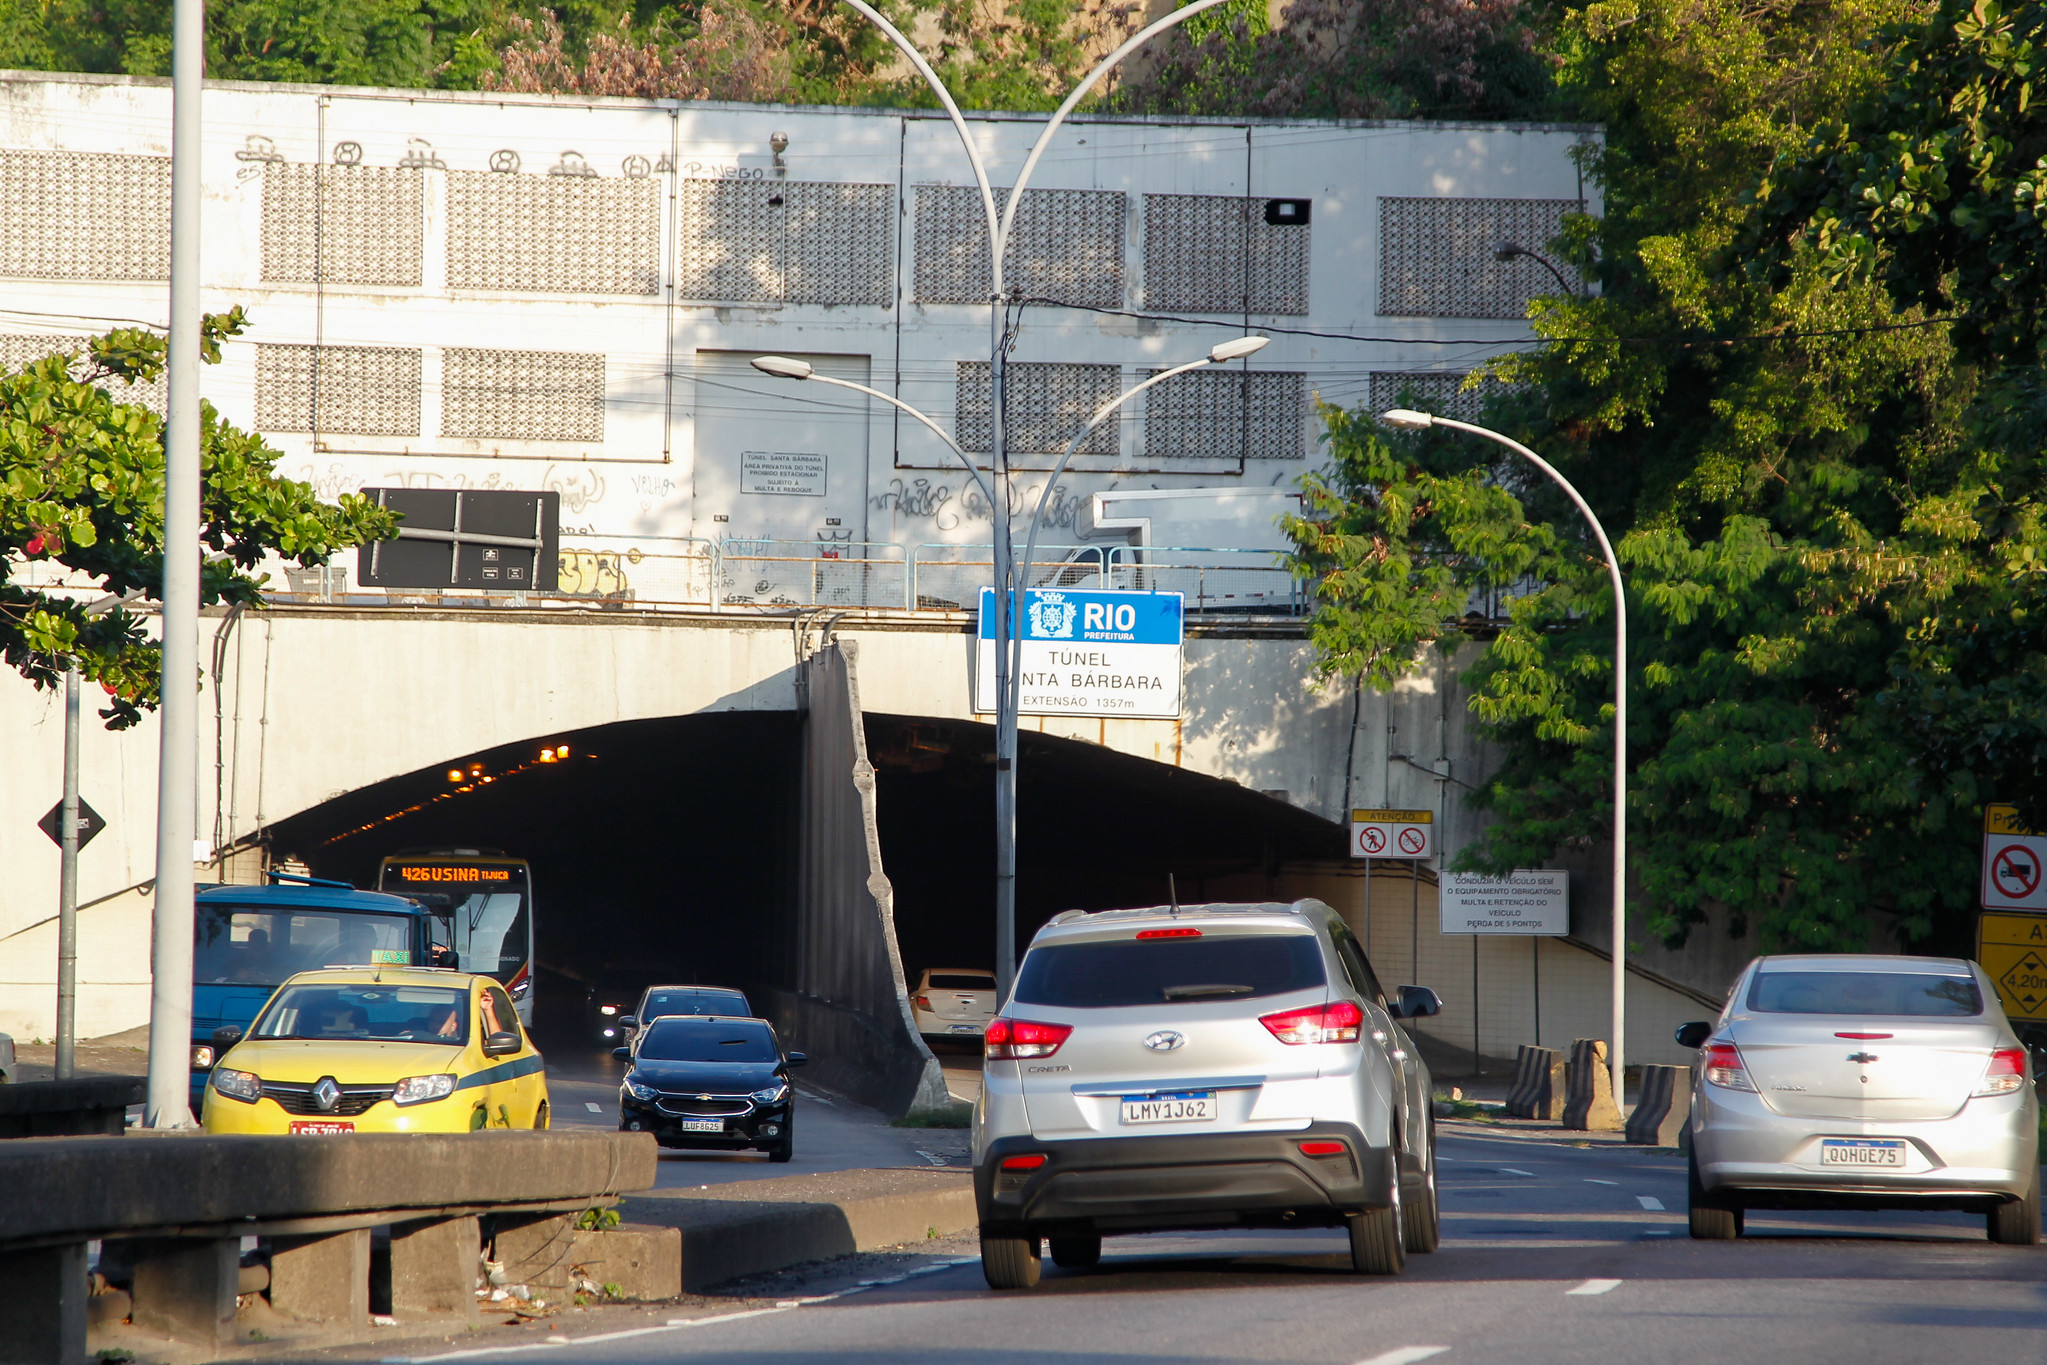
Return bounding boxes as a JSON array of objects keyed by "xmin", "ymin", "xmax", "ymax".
[{"xmin": 1, "ymin": 315, "xmax": 397, "ymax": 728}]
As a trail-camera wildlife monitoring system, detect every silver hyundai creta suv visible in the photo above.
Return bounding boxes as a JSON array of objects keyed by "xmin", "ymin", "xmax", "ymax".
[{"xmin": 973, "ymin": 900, "xmax": 1444, "ymax": 1288}]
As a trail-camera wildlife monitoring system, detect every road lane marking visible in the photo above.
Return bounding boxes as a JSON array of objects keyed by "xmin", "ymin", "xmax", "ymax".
[
  {"xmin": 584, "ymin": 1103, "xmax": 601, "ymax": 1113},
  {"xmin": 385, "ymin": 1307, "xmax": 795, "ymax": 1360},
  {"xmin": 1353, "ymin": 1349, "xmax": 1451, "ymax": 1365},
  {"xmin": 1499, "ymin": 1167, "xmax": 1535, "ymax": 1177},
  {"xmin": 1583, "ymin": 1178, "xmax": 1618, "ymax": 1185},
  {"xmin": 1636, "ymin": 1196, "xmax": 1665, "ymax": 1210},
  {"xmin": 1568, "ymin": 1279, "xmax": 1622, "ymax": 1296}
]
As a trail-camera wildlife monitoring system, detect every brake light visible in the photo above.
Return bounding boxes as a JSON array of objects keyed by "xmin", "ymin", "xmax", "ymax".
[
  {"xmin": 1976, "ymin": 1047, "xmax": 2028, "ymax": 1096},
  {"xmin": 1136, "ymin": 928, "xmax": 1202, "ymax": 939},
  {"xmin": 1835, "ymin": 1032, "xmax": 1893, "ymax": 1040},
  {"xmin": 1702, "ymin": 1042, "xmax": 1756, "ymax": 1091},
  {"xmin": 914, "ymin": 995, "xmax": 931, "ymax": 1010},
  {"xmin": 1260, "ymin": 1000, "xmax": 1363, "ymax": 1045},
  {"xmin": 1000, "ymin": 1153, "xmax": 1047, "ymax": 1170},
  {"xmin": 1298, "ymin": 1140, "xmax": 1346, "ymax": 1156},
  {"xmin": 985, "ymin": 1017, "xmax": 1073, "ymax": 1060}
]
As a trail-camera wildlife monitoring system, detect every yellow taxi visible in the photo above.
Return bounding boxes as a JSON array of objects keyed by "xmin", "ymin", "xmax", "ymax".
[{"xmin": 200, "ymin": 966, "xmax": 549, "ymax": 1134}]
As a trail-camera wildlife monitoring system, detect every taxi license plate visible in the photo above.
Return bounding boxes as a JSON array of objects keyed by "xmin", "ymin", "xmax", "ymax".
[
  {"xmin": 1820, "ymin": 1138, "xmax": 1905, "ymax": 1167},
  {"xmin": 677, "ymin": 1119, "xmax": 724, "ymax": 1133},
  {"xmin": 288, "ymin": 1121, "xmax": 354, "ymax": 1135},
  {"xmin": 1121, "ymin": 1092, "xmax": 1216, "ymax": 1125}
]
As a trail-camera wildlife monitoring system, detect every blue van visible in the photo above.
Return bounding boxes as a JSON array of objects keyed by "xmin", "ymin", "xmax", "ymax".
[{"xmin": 188, "ymin": 880, "xmax": 439, "ymax": 1112}]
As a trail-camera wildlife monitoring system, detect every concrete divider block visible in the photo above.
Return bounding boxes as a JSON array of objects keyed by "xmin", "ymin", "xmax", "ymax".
[
  {"xmin": 129, "ymin": 1236, "xmax": 238, "ymax": 1347},
  {"xmin": 269, "ymin": 1227, "xmax": 370, "ymax": 1327},
  {"xmin": 1503, "ymin": 1045, "xmax": 1565, "ymax": 1120},
  {"xmin": 0, "ymin": 1241, "xmax": 87, "ymax": 1365},
  {"xmin": 1560, "ymin": 1039, "xmax": 1624, "ymax": 1132},
  {"xmin": 494, "ymin": 1216, "xmax": 681, "ymax": 1301},
  {"xmin": 1624, "ymin": 1065, "xmax": 1692, "ymax": 1146},
  {"xmin": 389, "ymin": 1216, "xmax": 480, "ymax": 1325}
]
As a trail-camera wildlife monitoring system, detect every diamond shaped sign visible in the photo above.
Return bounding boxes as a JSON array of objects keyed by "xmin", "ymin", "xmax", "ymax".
[
  {"xmin": 38, "ymin": 798, "xmax": 104, "ymax": 850},
  {"xmin": 2000, "ymin": 950, "xmax": 2047, "ymax": 1015}
]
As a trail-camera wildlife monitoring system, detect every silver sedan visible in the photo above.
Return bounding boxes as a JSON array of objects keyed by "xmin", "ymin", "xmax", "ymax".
[{"xmin": 1682, "ymin": 954, "xmax": 2039, "ymax": 1242}]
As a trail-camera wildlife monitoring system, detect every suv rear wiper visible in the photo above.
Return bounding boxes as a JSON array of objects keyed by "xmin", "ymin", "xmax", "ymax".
[{"xmin": 1161, "ymin": 983, "xmax": 1254, "ymax": 1000}]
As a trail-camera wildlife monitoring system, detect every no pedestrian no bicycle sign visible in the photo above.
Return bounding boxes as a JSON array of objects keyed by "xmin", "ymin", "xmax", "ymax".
[{"xmin": 1350, "ymin": 808, "xmax": 1432, "ymax": 861}]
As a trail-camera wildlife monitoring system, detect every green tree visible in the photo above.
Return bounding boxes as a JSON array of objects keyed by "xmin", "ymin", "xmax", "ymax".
[{"xmin": 1, "ymin": 313, "xmax": 397, "ymax": 728}]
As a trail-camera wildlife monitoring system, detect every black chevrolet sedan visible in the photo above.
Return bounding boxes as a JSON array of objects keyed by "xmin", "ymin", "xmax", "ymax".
[{"xmin": 616, "ymin": 1015, "xmax": 805, "ymax": 1161}]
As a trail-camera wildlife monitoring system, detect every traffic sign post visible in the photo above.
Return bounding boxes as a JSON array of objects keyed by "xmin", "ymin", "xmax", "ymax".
[
  {"xmin": 1350, "ymin": 808, "xmax": 1432, "ymax": 861},
  {"xmin": 1982, "ymin": 805, "xmax": 2047, "ymax": 912}
]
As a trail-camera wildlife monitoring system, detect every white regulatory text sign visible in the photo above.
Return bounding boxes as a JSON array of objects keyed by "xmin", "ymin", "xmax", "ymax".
[
  {"xmin": 975, "ymin": 588, "xmax": 1183, "ymax": 719},
  {"xmin": 1440, "ymin": 869, "xmax": 1570, "ymax": 934},
  {"xmin": 740, "ymin": 450, "xmax": 827, "ymax": 496}
]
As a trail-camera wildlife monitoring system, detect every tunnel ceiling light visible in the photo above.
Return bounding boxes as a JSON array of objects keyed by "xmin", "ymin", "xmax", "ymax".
[
  {"xmin": 1208, "ymin": 336, "xmax": 1270, "ymax": 362},
  {"xmin": 557, "ymin": 744, "xmax": 570, "ymax": 758},
  {"xmin": 750, "ymin": 355, "xmax": 815, "ymax": 380},
  {"xmin": 446, "ymin": 769, "xmax": 462, "ymax": 782}
]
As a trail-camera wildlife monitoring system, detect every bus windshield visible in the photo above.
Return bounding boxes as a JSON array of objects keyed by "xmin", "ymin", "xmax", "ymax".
[{"xmin": 194, "ymin": 905, "xmax": 416, "ymax": 986}]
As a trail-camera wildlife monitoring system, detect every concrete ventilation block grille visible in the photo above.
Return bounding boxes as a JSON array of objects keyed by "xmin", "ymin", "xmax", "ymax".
[
  {"xmin": 0, "ymin": 333, "xmax": 166, "ymax": 414},
  {"xmin": 955, "ymin": 362, "xmax": 1121, "ymax": 455},
  {"xmin": 1365, "ymin": 370, "xmax": 1525, "ymax": 424},
  {"xmin": 449, "ymin": 172, "xmax": 659, "ymax": 295},
  {"xmin": 261, "ymin": 164, "xmax": 424, "ymax": 287},
  {"xmin": 915, "ymin": 186, "xmax": 1125, "ymax": 308},
  {"xmin": 676, "ymin": 180, "xmax": 894, "ymax": 306},
  {"xmin": 1144, "ymin": 368, "xmax": 1307, "ymax": 461},
  {"xmin": 1142, "ymin": 195, "xmax": 1309, "ymax": 315},
  {"xmin": 255, "ymin": 344, "xmax": 422, "ymax": 436},
  {"xmin": 0, "ymin": 150, "xmax": 170, "ymax": 281},
  {"xmin": 442, "ymin": 348, "xmax": 605, "ymax": 442},
  {"xmin": 1377, "ymin": 197, "xmax": 1582, "ymax": 318}
]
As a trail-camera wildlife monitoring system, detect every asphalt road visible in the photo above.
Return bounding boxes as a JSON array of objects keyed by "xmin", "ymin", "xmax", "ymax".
[{"xmin": 371, "ymin": 1120, "xmax": 2047, "ymax": 1365}]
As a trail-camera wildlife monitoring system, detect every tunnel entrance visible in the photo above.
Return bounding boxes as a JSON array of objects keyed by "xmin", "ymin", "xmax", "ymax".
[
  {"xmin": 264, "ymin": 714, "xmax": 802, "ymax": 1052},
  {"xmin": 867, "ymin": 714, "xmax": 1347, "ymax": 990}
]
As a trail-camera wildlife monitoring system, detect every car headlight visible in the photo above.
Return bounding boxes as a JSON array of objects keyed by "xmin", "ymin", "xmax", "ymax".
[
  {"xmin": 751, "ymin": 1082, "xmax": 790, "ymax": 1105},
  {"xmin": 212, "ymin": 1067, "xmax": 261, "ymax": 1103},
  {"xmin": 190, "ymin": 1044, "xmax": 215, "ymax": 1071},
  {"xmin": 623, "ymin": 1076, "xmax": 659, "ymax": 1102},
  {"xmin": 392, "ymin": 1074, "xmax": 458, "ymax": 1106},
  {"xmin": 600, "ymin": 1005, "xmax": 618, "ymax": 1016}
]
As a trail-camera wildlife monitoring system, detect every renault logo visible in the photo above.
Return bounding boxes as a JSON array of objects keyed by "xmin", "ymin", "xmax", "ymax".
[
  {"xmin": 1143, "ymin": 1031, "xmax": 1184, "ymax": 1052},
  {"xmin": 312, "ymin": 1077, "xmax": 342, "ymax": 1112}
]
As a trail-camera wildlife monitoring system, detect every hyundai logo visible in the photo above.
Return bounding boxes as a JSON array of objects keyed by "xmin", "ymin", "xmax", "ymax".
[
  {"xmin": 1143, "ymin": 1031, "xmax": 1184, "ymax": 1052},
  {"xmin": 312, "ymin": 1077, "xmax": 342, "ymax": 1112}
]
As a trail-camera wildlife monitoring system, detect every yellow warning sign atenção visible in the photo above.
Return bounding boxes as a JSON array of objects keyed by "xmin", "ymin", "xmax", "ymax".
[
  {"xmin": 1979, "ymin": 910, "xmax": 2047, "ymax": 1019},
  {"xmin": 1350, "ymin": 809, "xmax": 1433, "ymax": 825}
]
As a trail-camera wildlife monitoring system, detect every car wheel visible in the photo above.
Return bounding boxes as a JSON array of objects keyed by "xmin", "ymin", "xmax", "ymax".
[
  {"xmin": 1687, "ymin": 1147, "xmax": 1743, "ymax": 1240},
  {"xmin": 1048, "ymin": 1233, "xmax": 1101, "ymax": 1269},
  {"xmin": 1988, "ymin": 1165, "xmax": 2041, "ymax": 1245},
  {"xmin": 533, "ymin": 1102, "xmax": 549, "ymax": 1130},
  {"xmin": 981, "ymin": 1233, "xmax": 1042, "ymax": 1289},
  {"xmin": 1402, "ymin": 1146, "xmax": 1441, "ymax": 1254},
  {"xmin": 1348, "ymin": 1161, "xmax": 1407, "ymax": 1275}
]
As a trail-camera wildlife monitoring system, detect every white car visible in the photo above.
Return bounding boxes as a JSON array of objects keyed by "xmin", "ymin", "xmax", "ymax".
[{"xmin": 912, "ymin": 968, "xmax": 998, "ymax": 1039}]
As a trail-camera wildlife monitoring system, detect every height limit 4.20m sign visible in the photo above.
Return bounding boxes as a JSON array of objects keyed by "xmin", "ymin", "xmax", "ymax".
[{"xmin": 974, "ymin": 588, "xmax": 1184, "ymax": 720}]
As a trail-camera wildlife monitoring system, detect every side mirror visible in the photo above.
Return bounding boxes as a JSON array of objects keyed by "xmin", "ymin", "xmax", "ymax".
[
  {"xmin": 618, "ymin": 1015, "xmax": 637, "ymax": 1029},
  {"xmin": 611, "ymin": 1046, "xmax": 632, "ymax": 1060},
  {"xmin": 1391, "ymin": 985, "xmax": 1442, "ymax": 1020},
  {"xmin": 786, "ymin": 1051, "xmax": 808, "ymax": 1069},
  {"xmin": 483, "ymin": 1030, "xmax": 522, "ymax": 1057},
  {"xmin": 210, "ymin": 1025, "xmax": 244, "ymax": 1050},
  {"xmin": 1674, "ymin": 1021, "xmax": 1713, "ymax": 1050}
]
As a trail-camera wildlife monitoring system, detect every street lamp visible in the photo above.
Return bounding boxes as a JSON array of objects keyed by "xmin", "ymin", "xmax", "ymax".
[
  {"xmin": 1493, "ymin": 240, "xmax": 1579, "ymax": 297},
  {"xmin": 1378, "ymin": 407, "xmax": 1629, "ymax": 1101},
  {"xmin": 829, "ymin": 0, "xmax": 1250, "ymax": 1002}
]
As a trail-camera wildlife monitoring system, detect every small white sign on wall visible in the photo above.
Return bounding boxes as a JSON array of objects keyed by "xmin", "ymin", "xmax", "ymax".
[
  {"xmin": 740, "ymin": 450, "xmax": 827, "ymax": 497},
  {"xmin": 1440, "ymin": 869, "xmax": 1569, "ymax": 935}
]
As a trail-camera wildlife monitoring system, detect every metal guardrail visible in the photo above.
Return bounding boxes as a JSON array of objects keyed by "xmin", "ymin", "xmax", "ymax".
[
  {"xmin": 1106, "ymin": 545, "xmax": 1305, "ymax": 615},
  {"xmin": 717, "ymin": 539, "xmax": 907, "ymax": 611},
  {"xmin": 906, "ymin": 544, "xmax": 1107, "ymax": 612}
]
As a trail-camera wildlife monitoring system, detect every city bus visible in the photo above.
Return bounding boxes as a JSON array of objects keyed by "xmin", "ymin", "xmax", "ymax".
[{"xmin": 377, "ymin": 849, "xmax": 537, "ymax": 1023}]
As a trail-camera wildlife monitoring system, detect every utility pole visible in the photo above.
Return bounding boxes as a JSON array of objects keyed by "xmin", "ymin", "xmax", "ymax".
[
  {"xmin": 146, "ymin": 0, "xmax": 204, "ymax": 1128},
  {"xmin": 55, "ymin": 667, "xmax": 80, "ymax": 1081}
]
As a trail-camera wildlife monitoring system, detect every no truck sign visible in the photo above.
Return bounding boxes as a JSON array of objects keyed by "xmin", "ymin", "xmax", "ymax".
[{"xmin": 1983, "ymin": 805, "xmax": 2047, "ymax": 912}]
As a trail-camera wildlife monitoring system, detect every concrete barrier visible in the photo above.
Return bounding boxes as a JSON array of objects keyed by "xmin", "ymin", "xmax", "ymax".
[
  {"xmin": 1502, "ymin": 1046, "xmax": 1565, "ymax": 1121},
  {"xmin": 0, "ymin": 1130, "xmax": 654, "ymax": 1364},
  {"xmin": 1560, "ymin": 1039, "xmax": 1624, "ymax": 1132},
  {"xmin": 0, "ymin": 1076, "xmax": 141, "ymax": 1138},
  {"xmin": 1624, "ymin": 1064, "xmax": 1692, "ymax": 1146}
]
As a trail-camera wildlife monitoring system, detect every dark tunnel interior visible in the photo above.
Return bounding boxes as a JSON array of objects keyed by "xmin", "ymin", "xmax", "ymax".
[{"xmin": 263, "ymin": 710, "xmax": 1345, "ymax": 1047}]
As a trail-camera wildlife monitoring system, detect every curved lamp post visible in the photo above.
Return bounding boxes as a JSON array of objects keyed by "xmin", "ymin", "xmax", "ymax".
[
  {"xmin": 829, "ymin": 0, "xmax": 1250, "ymax": 1000},
  {"xmin": 1378, "ymin": 408, "xmax": 1629, "ymax": 1100}
]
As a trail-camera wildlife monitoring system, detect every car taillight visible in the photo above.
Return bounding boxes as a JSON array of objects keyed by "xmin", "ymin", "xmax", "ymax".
[
  {"xmin": 1000, "ymin": 1153, "xmax": 1047, "ymax": 1170},
  {"xmin": 914, "ymin": 995, "xmax": 931, "ymax": 1010},
  {"xmin": 1702, "ymin": 1042, "xmax": 1756, "ymax": 1091},
  {"xmin": 1136, "ymin": 928, "xmax": 1202, "ymax": 939},
  {"xmin": 1298, "ymin": 1140, "xmax": 1346, "ymax": 1156},
  {"xmin": 1976, "ymin": 1047, "xmax": 2028, "ymax": 1096},
  {"xmin": 1260, "ymin": 1000, "xmax": 1363, "ymax": 1045},
  {"xmin": 985, "ymin": 1017, "xmax": 1072, "ymax": 1060}
]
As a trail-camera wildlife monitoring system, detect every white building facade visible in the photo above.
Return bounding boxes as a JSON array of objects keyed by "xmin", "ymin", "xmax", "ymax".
[{"xmin": 0, "ymin": 71, "xmax": 1594, "ymax": 609}]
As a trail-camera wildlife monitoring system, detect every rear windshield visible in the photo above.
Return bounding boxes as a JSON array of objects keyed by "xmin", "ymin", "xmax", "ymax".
[
  {"xmin": 1748, "ymin": 971, "xmax": 1983, "ymax": 1017},
  {"xmin": 1014, "ymin": 934, "xmax": 1325, "ymax": 1009},
  {"xmin": 643, "ymin": 991, "xmax": 748, "ymax": 1019},
  {"xmin": 638, "ymin": 1018, "xmax": 778, "ymax": 1063},
  {"xmin": 927, "ymin": 974, "xmax": 994, "ymax": 991}
]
